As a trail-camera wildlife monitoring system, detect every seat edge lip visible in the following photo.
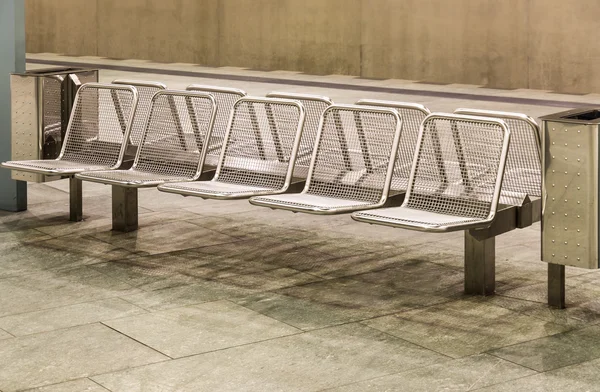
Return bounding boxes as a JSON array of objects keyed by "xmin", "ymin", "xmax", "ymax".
[
  {"xmin": 351, "ymin": 212, "xmax": 493, "ymax": 233},
  {"xmin": 157, "ymin": 184, "xmax": 282, "ymax": 200},
  {"xmin": 249, "ymin": 197, "xmax": 382, "ymax": 215}
]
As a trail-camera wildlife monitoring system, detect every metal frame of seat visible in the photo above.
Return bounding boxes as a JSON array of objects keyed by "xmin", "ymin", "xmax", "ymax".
[
  {"xmin": 112, "ymin": 79, "xmax": 167, "ymax": 149},
  {"xmin": 356, "ymin": 100, "xmax": 431, "ymax": 194},
  {"xmin": 186, "ymin": 85, "xmax": 247, "ymax": 170},
  {"xmin": 1, "ymin": 83, "xmax": 139, "ymax": 221},
  {"xmin": 266, "ymin": 92, "xmax": 333, "ymax": 180},
  {"xmin": 76, "ymin": 90, "xmax": 218, "ymax": 232},
  {"xmin": 353, "ymin": 113, "xmax": 515, "ymax": 296},
  {"xmin": 157, "ymin": 96, "xmax": 306, "ymax": 200},
  {"xmin": 249, "ymin": 104, "xmax": 403, "ymax": 214}
]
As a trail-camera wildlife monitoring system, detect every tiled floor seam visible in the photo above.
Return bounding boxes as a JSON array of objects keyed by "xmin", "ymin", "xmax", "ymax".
[
  {"xmin": 89, "ymin": 377, "xmax": 113, "ymax": 392},
  {"xmin": 100, "ymin": 322, "xmax": 175, "ymax": 360},
  {"xmin": 222, "ymin": 299, "xmax": 305, "ymax": 333}
]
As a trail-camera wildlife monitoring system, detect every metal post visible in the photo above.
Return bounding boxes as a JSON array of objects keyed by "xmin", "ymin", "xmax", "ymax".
[
  {"xmin": 464, "ymin": 231, "xmax": 496, "ymax": 296},
  {"xmin": 69, "ymin": 177, "xmax": 83, "ymax": 222},
  {"xmin": 548, "ymin": 263, "xmax": 566, "ymax": 309},
  {"xmin": 112, "ymin": 185, "xmax": 138, "ymax": 232},
  {"xmin": 0, "ymin": 0, "xmax": 27, "ymax": 211}
]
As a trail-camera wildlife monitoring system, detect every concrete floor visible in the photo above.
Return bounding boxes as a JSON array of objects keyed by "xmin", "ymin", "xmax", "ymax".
[{"xmin": 2, "ymin": 54, "xmax": 600, "ymax": 391}]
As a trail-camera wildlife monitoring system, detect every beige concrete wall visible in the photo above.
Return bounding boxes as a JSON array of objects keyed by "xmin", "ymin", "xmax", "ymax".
[{"xmin": 23, "ymin": 0, "xmax": 600, "ymax": 93}]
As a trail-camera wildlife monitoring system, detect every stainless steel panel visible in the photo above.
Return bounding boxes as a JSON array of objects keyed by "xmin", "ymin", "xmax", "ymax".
[
  {"xmin": 542, "ymin": 119, "xmax": 599, "ymax": 269},
  {"xmin": 10, "ymin": 75, "xmax": 41, "ymax": 182}
]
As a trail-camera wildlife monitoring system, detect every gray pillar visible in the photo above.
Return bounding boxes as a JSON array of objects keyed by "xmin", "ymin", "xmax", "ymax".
[{"xmin": 0, "ymin": 0, "xmax": 27, "ymax": 211}]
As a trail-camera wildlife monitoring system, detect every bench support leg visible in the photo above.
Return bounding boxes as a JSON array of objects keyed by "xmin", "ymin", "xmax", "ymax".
[
  {"xmin": 464, "ymin": 231, "xmax": 495, "ymax": 296},
  {"xmin": 548, "ymin": 263, "xmax": 566, "ymax": 309},
  {"xmin": 112, "ymin": 186, "xmax": 138, "ymax": 232},
  {"xmin": 69, "ymin": 177, "xmax": 83, "ymax": 222}
]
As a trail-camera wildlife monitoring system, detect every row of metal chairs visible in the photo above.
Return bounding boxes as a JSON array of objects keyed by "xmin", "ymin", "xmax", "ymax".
[{"xmin": 1, "ymin": 80, "xmax": 542, "ymax": 297}]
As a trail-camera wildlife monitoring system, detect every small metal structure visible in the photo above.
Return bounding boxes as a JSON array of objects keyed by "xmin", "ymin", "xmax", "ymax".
[
  {"xmin": 186, "ymin": 85, "xmax": 247, "ymax": 168},
  {"xmin": 76, "ymin": 91, "xmax": 217, "ymax": 232},
  {"xmin": 266, "ymin": 92, "xmax": 333, "ymax": 178},
  {"xmin": 1, "ymin": 83, "xmax": 139, "ymax": 221},
  {"xmin": 9, "ymin": 67, "xmax": 99, "ymax": 182},
  {"xmin": 112, "ymin": 80, "xmax": 167, "ymax": 147},
  {"xmin": 353, "ymin": 111, "xmax": 541, "ymax": 296},
  {"xmin": 157, "ymin": 97, "xmax": 305, "ymax": 199},
  {"xmin": 250, "ymin": 104, "xmax": 403, "ymax": 214},
  {"xmin": 541, "ymin": 108, "xmax": 600, "ymax": 308},
  {"xmin": 356, "ymin": 100, "xmax": 430, "ymax": 193}
]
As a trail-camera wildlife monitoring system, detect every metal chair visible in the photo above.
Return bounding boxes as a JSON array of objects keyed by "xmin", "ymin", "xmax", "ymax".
[
  {"xmin": 352, "ymin": 113, "xmax": 521, "ymax": 296},
  {"xmin": 186, "ymin": 85, "xmax": 247, "ymax": 169},
  {"xmin": 75, "ymin": 90, "xmax": 217, "ymax": 232},
  {"xmin": 1, "ymin": 83, "xmax": 139, "ymax": 221},
  {"xmin": 157, "ymin": 97, "xmax": 305, "ymax": 199},
  {"xmin": 250, "ymin": 104, "xmax": 403, "ymax": 214}
]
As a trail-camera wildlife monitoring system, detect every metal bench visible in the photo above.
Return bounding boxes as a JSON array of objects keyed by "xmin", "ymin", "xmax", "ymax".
[
  {"xmin": 353, "ymin": 110, "xmax": 542, "ymax": 297},
  {"xmin": 249, "ymin": 104, "xmax": 403, "ymax": 214},
  {"xmin": 75, "ymin": 91, "xmax": 218, "ymax": 232},
  {"xmin": 186, "ymin": 85, "xmax": 247, "ymax": 170},
  {"xmin": 157, "ymin": 97, "xmax": 305, "ymax": 199},
  {"xmin": 1, "ymin": 83, "xmax": 138, "ymax": 221}
]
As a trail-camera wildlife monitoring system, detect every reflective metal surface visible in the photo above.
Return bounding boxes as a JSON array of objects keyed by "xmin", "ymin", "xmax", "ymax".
[
  {"xmin": 186, "ymin": 85, "xmax": 247, "ymax": 167},
  {"xmin": 76, "ymin": 91, "xmax": 217, "ymax": 187},
  {"xmin": 455, "ymin": 108, "xmax": 541, "ymax": 204},
  {"xmin": 158, "ymin": 97, "xmax": 305, "ymax": 199},
  {"xmin": 2, "ymin": 83, "xmax": 138, "ymax": 175},
  {"xmin": 9, "ymin": 68, "xmax": 99, "ymax": 182},
  {"xmin": 352, "ymin": 113, "xmax": 511, "ymax": 232},
  {"xmin": 541, "ymin": 108, "xmax": 600, "ymax": 269},
  {"xmin": 266, "ymin": 92, "xmax": 333, "ymax": 173},
  {"xmin": 356, "ymin": 100, "xmax": 430, "ymax": 191},
  {"xmin": 250, "ymin": 104, "xmax": 402, "ymax": 214}
]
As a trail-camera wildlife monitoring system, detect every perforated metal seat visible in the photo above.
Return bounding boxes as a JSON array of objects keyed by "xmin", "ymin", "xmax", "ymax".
[
  {"xmin": 2, "ymin": 83, "xmax": 138, "ymax": 175},
  {"xmin": 356, "ymin": 100, "xmax": 430, "ymax": 192},
  {"xmin": 186, "ymin": 85, "xmax": 247, "ymax": 168},
  {"xmin": 352, "ymin": 113, "xmax": 511, "ymax": 232},
  {"xmin": 158, "ymin": 97, "xmax": 305, "ymax": 199},
  {"xmin": 112, "ymin": 80, "xmax": 167, "ymax": 147},
  {"xmin": 453, "ymin": 108, "xmax": 541, "ymax": 205},
  {"xmin": 266, "ymin": 92, "xmax": 333, "ymax": 177},
  {"xmin": 250, "ymin": 104, "xmax": 403, "ymax": 214},
  {"xmin": 76, "ymin": 91, "xmax": 217, "ymax": 187}
]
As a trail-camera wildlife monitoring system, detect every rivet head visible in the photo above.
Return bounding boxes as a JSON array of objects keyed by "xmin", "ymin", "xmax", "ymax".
[
  {"xmin": 578, "ymin": 145, "xmax": 581, "ymax": 148},
  {"xmin": 552, "ymin": 240, "xmax": 556, "ymax": 243},
  {"xmin": 565, "ymin": 241, "xmax": 568, "ymax": 245},
  {"xmin": 553, "ymin": 156, "xmax": 556, "ymax": 159},
  {"xmin": 552, "ymin": 212, "xmax": 556, "ymax": 215},
  {"xmin": 565, "ymin": 157, "xmax": 568, "ymax": 160},
  {"xmin": 578, "ymin": 173, "xmax": 581, "ymax": 176},
  {"xmin": 578, "ymin": 229, "xmax": 581, "ymax": 232},
  {"xmin": 552, "ymin": 170, "xmax": 556, "ymax": 173},
  {"xmin": 578, "ymin": 159, "xmax": 581, "ymax": 162},
  {"xmin": 565, "ymin": 214, "xmax": 568, "ymax": 217},
  {"xmin": 552, "ymin": 253, "xmax": 556, "ymax": 257},
  {"xmin": 565, "ymin": 143, "xmax": 569, "ymax": 146},
  {"xmin": 565, "ymin": 228, "xmax": 568, "ymax": 231},
  {"xmin": 552, "ymin": 142, "xmax": 556, "ymax": 145},
  {"xmin": 578, "ymin": 244, "xmax": 581, "ymax": 247},
  {"xmin": 552, "ymin": 225, "xmax": 556, "ymax": 229},
  {"xmin": 578, "ymin": 258, "xmax": 581, "ymax": 261}
]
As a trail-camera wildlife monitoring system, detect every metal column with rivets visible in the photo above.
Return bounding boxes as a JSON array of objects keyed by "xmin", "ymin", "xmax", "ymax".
[
  {"xmin": 541, "ymin": 109, "xmax": 600, "ymax": 308},
  {"xmin": 0, "ymin": 0, "xmax": 27, "ymax": 211}
]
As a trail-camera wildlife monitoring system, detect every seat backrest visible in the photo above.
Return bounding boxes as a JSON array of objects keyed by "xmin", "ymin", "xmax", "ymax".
[
  {"xmin": 266, "ymin": 92, "xmax": 332, "ymax": 168},
  {"xmin": 112, "ymin": 80, "xmax": 167, "ymax": 146},
  {"xmin": 186, "ymin": 85, "xmax": 247, "ymax": 156},
  {"xmin": 303, "ymin": 104, "xmax": 402, "ymax": 203},
  {"xmin": 403, "ymin": 113, "xmax": 511, "ymax": 220},
  {"xmin": 60, "ymin": 83, "xmax": 138, "ymax": 168},
  {"xmin": 214, "ymin": 97, "xmax": 305, "ymax": 190},
  {"xmin": 454, "ymin": 108, "xmax": 541, "ymax": 204},
  {"xmin": 132, "ymin": 91, "xmax": 217, "ymax": 179},
  {"xmin": 357, "ymin": 100, "xmax": 430, "ymax": 191}
]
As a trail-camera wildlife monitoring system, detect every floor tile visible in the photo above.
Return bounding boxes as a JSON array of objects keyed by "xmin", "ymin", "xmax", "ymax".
[
  {"xmin": 0, "ymin": 323, "xmax": 168, "ymax": 391},
  {"xmin": 476, "ymin": 357, "xmax": 600, "ymax": 391},
  {"xmin": 364, "ymin": 298, "xmax": 569, "ymax": 358},
  {"xmin": 217, "ymin": 267, "xmax": 322, "ymax": 291},
  {"xmin": 0, "ymin": 298, "xmax": 146, "ymax": 336},
  {"xmin": 105, "ymin": 300, "xmax": 300, "ymax": 358},
  {"xmin": 276, "ymin": 278, "xmax": 452, "ymax": 321},
  {"xmin": 489, "ymin": 325, "xmax": 600, "ymax": 372},
  {"xmin": 326, "ymin": 354, "xmax": 536, "ymax": 391},
  {"xmin": 90, "ymin": 221, "xmax": 239, "ymax": 255},
  {"xmin": 93, "ymin": 323, "xmax": 446, "ymax": 392},
  {"xmin": 23, "ymin": 378, "xmax": 110, "ymax": 392},
  {"xmin": 121, "ymin": 279, "xmax": 258, "ymax": 311},
  {"xmin": 0, "ymin": 267, "xmax": 140, "ymax": 317}
]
